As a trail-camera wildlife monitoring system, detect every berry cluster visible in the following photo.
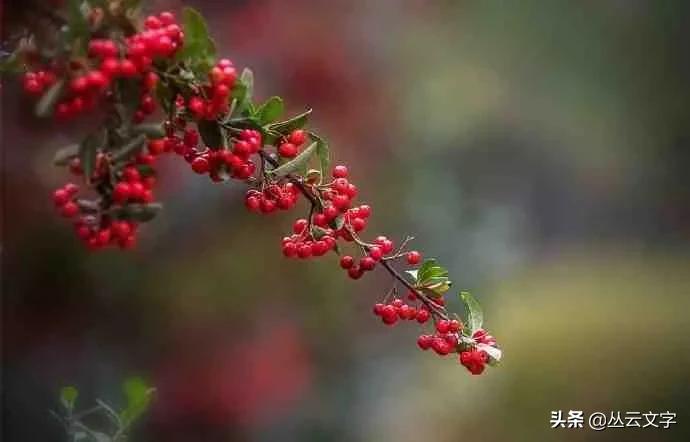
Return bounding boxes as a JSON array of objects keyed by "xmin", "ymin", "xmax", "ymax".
[
  {"xmin": 246, "ymin": 183, "xmax": 300, "ymax": 214},
  {"xmin": 373, "ymin": 296, "xmax": 431, "ymax": 325},
  {"xmin": 187, "ymin": 59, "xmax": 237, "ymax": 120},
  {"xmin": 277, "ymin": 130, "xmax": 307, "ymax": 158},
  {"xmin": 22, "ymin": 70, "xmax": 57, "ymax": 95}
]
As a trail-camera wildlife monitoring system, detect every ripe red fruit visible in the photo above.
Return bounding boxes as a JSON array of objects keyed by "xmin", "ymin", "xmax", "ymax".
[
  {"xmin": 360, "ymin": 256, "xmax": 376, "ymax": 271},
  {"xmin": 123, "ymin": 166, "xmax": 141, "ymax": 183},
  {"xmin": 436, "ymin": 319, "xmax": 451, "ymax": 334},
  {"xmin": 119, "ymin": 59, "xmax": 138, "ymax": 77},
  {"xmin": 340, "ymin": 255, "xmax": 354, "ymax": 269},
  {"xmin": 60, "ymin": 201, "xmax": 79, "ymax": 218},
  {"xmin": 282, "ymin": 242, "xmax": 297, "ymax": 257},
  {"xmin": 351, "ymin": 217, "xmax": 366, "ymax": 232},
  {"xmin": 373, "ymin": 303, "xmax": 385, "ymax": 316},
  {"xmin": 431, "ymin": 337, "xmax": 451, "ymax": 356},
  {"xmin": 148, "ymin": 139, "xmax": 165, "ymax": 155},
  {"xmin": 64, "ymin": 183, "xmax": 79, "ymax": 195},
  {"xmin": 278, "ymin": 142, "xmax": 298, "ymax": 158},
  {"xmin": 381, "ymin": 305, "xmax": 397, "ymax": 324},
  {"xmin": 347, "ymin": 266, "xmax": 363, "ymax": 280},
  {"xmin": 70, "ymin": 76, "xmax": 88, "ymax": 94},
  {"xmin": 332, "ymin": 165, "xmax": 348, "ymax": 178},
  {"xmin": 358, "ymin": 205, "xmax": 371, "ymax": 218},
  {"xmin": 53, "ymin": 189, "xmax": 70, "ymax": 206},
  {"xmin": 245, "ymin": 195, "xmax": 260, "ymax": 212},
  {"xmin": 293, "ymin": 218, "xmax": 308, "ymax": 234},
  {"xmin": 449, "ymin": 319, "xmax": 461, "ymax": 332},
  {"xmin": 112, "ymin": 221, "xmax": 132, "ymax": 239},
  {"xmin": 368, "ymin": 245, "xmax": 383, "ymax": 261},
  {"xmin": 113, "ymin": 182, "xmax": 131, "ymax": 203},
  {"xmin": 416, "ymin": 308, "xmax": 430, "ymax": 323},
  {"xmin": 288, "ymin": 130, "xmax": 307, "ymax": 145},
  {"xmin": 191, "ymin": 156, "xmax": 210, "ymax": 174},
  {"xmin": 188, "ymin": 97, "xmax": 205, "ymax": 117},
  {"xmin": 406, "ymin": 250, "xmax": 422, "ymax": 265},
  {"xmin": 297, "ymin": 243, "xmax": 312, "ymax": 259},
  {"xmin": 417, "ymin": 335, "xmax": 433, "ymax": 350},
  {"xmin": 391, "ymin": 298, "xmax": 404, "ymax": 308}
]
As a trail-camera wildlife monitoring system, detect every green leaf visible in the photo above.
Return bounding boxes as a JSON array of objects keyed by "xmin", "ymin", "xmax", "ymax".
[
  {"xmin": 60, "ymin": 386, "xmax": 79, "ymax": 411},
  {"xmin": 111, "ymin": 134, "xmax": 146, "ymax": 163},
  {"xmin": 176, "ymin": 7, "xmax": 216, "ymax": 65},
  {"xmin": 0, "ymin": 50, "xmax": 22, "ymax": 74},
  {"xmin": 119, "ymin": 377, "xmax": 154, "ymax": 427},
  {"xmin": 35, "ymin": 80, "xmax": 65, "ymax": 118},
  {"xmin": 111, "ymin": 203, "xmax": 162, "ymax": 222},
  {"xmin": 66, "ymin": 0, "xmax": 89, "ymax": 53},
  {"xmin": 256, "ymin": 96, "xmax": 284, "ymax": 125},
  {"xmin": 405, "ymin": 269, "xmax": 419, "ymax": 281},
  {"xmin": 310, "ymin": 133, "xmax": 330, "ymax": 177},
  {"xmin": 80, "ymin": 129, "xmax": 107, "ymax": 184},
  {"xmin": 269, "ymin": 142, "xmax": 317, "ymax": 178},
  {"xmin": 268, "ymin": 109, "xmax": 312, "ymax": 135},
  {"xmin": 197, "ymin": 120, "xmax": 224, "ymax": 148},
  {"xmin": 417, "ymin": 259, "xmax": 449, "ymax": 284},
  {"xmin": 131, "ymin": 123, "xmax": 165, "ymax": 139},
  {"xmin": 460, "ymin": 291, "xmax": 483, "ymax": 332},
  {"xmin": 331, "ymin": 214, "xmax": 345, "ymax": 231},
  {"xmin": 53, "ymin": 144, "xmax": 80, "ymax": 166}
]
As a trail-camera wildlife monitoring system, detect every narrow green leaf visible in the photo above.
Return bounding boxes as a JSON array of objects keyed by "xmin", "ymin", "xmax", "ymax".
[
  {"xmin": 460, "ymin": 291, "xmax": 483, "ymax": 332},
  {"xmin": 131, "ymin": 123, "xmax": 165, "ymax": 139},
  {"xmin": 240, "ymin": 68, "xmax": 254, "ymax": 101},
  {"xmin": 119, "ymin": 377, "xmax": 155, "ymax": 427},
  {"xmin": 268, "ymin": 109, "xmax": 312, "ymax": 135},
  {"xmin": 331, "ymin": 214, "xmax": 345, "ymax": 231},
  {"xmin": 60, "ymin": 386, "xmax": 78, "ymax": 411},
  {"xmin": 269, "ymin": 142, "xmax": 317, "ymax": 177},
  {"xmin": 197, "ymin": 120, "xmax": 224, "ymax": 148},
  {"xmin": 312, "ymin": 134, "xmax": 330, "ymax": 177},
  {"xmin": 66, "ymin": 0, "xmax": 89, "ymax": 53},
  {"xmin": 79, "ymin": 129, "xmax": 107, "ymax": 183},
  {"xmin": 176, "ymin": 7, "xmax": 215, "ymax": 65},
  {"xmin": 111, "ymin": 134, "xmax": 146, "ymax": 163},
  {"xmin": 53, "ymin": 144, "xmax": 80, "ymax": 166},
  {"xmin": 256, "ymin": 96, "xmax": 284, "ymax": 125},
  {"xmin": 35, "ymin": 80, "xmax": 65, "ymax": 118}
]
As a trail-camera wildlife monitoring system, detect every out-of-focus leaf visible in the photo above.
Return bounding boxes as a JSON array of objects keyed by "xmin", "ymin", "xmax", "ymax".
[
  {"xmin": 269, "ymin": 142, "xmax": 317, "ymax": 178},
  {"xmin": 60, "ymin": 386, "xmax": 78, "ymax": 411},
  {"xmin": 111, "ymin": 134, "xmax": 146, "ymax": 163},
  {"xmin": 310, "ymin": 132, "xmax": 330, "ymax": 177},
  {"xmin": 35, "ymin": 80, "xmax": 65, "ymax": 118},
  {"xmin": 197, "ymin": 120, "xmax": 224, "ymax": 148},
  {"xmin": 54, "ymin": 144, "xmax": 80, "ymax": 166},
  {"xmin": 66, "ymin": 0, "xmax": 89, "ymax": 53},
  {"xmin": 111, "ymin": 203, "xmax": 162, "ymax": 222},
  {"xmin": 119, "ymin": 377, "xmax": 155, "ymax": 427},
  {"xmin": 131, "ymin": 123, "xmax": 165, "ymax": 139},
  {"xmin": 0, "ymin": 51, "xmax": 22, "ymax": 74},
  {"xmin": 80, "ymin": 129, "xmax": 107, "ymax": 184},
  {"xmin": 460, "ymin": 291, "xmax": 483, "ymax": 332}
]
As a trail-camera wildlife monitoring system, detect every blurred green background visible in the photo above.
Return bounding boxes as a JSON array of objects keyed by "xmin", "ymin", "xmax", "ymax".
[{"xmin": 2, "ymin": 0, "xmax": 690, "ymax": 441}]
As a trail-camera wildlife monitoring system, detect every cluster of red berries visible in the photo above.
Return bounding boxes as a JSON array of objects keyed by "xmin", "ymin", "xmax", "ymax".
[
  {"xmin": 53, "ymin": 183, "xmax": 81, "ymax": 218},
  {"xmin": 22, "ymin": 11, "xmax": 181, "ymax": 122},
  {"xmin": 246, "ymin": 183, "xmax": 300, "ymax": 214},
  {"xmin": 277, "ymin": 130, "xmax": 307, "ymax": 158},
  {"xmin": 112, "ymin": 165, "xmax": 156, "ymax": 205},
  {"xmin": 187, "ymin": 59, "xmax": 237, "ymax": 120},
  {"xmin": 459, "ymin": 349, "xmax": 489, "ymax": 375},
  {"xmin": 416, "ymin": 318, "xmax": 463, "ymax": 355},
  {"xmin": 373, "ymin": 296, "xmax": 432, "ymax": 325},
  {"xmin": 174, "ymin": 127, "xmax": 260, "ymax": 181},
  {"xmin": 22, "ymin": 70, "xmax": 57, "ymax": 95},
  {"xmin": 281, "ymin": 218, "xmax": 337, "ymax": 258}
]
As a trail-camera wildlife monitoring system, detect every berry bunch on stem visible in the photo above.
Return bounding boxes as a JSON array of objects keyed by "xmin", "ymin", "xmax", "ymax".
[{"xmin": 3, "ymin": 1, "xmax": 501, "ymax": 374}]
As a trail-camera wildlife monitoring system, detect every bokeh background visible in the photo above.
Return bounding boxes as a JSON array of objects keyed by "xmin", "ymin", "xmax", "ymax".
[{"xmin": 3, "ymin": 0, "xmax": 690, "ymax": 441}]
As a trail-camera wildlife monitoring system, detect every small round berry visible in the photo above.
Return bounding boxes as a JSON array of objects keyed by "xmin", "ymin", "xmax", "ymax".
[
  {"xmin": 347, "ymin": 266, "xmax": 363, "ymax": 280},
  {"xmin": 417, "ymin": 335, "xmax": 433, "ymax": 350},
  {"xmin": 288, "ymin": 130, "xmax": 307, "ymax": 145},
  {"xmin": 436, "ymin": 319, "xmax": 451, "ymax": 334},
  {"xmin": 297, "ymin": 243, "xmax": 313, "ymax": 259},
  {"xmin": 373, "ymin": 303, "xmax": 385, "ymax": 316},
  {"xmin": 340, "ymin": 255, "xmax": 354, "ymax": 269},
  {"xmin": 358, "ymin": 204, "xmax": 371, "ymax": 218},
  {"xmin": 406, "ymin": 251, "xmax": 422, "ymax": 265},
  {"xmin": 381, "ymin": 305, "xmax": 397, "ymax": 324},
  {"xmin": 53, "ymin": 189, "xmax": 70, "ymax": 206},
  {"xmin": 360, "ymin": 256, "xmax": 376, "ymax": 271},
  {"xmin": 282, "ymin": 242, "xmax": 297, "ymax": 258},
  {"xmin": 368, "ymin": 245, "xmax": 383, "ymax": 261},
  {"xmin": 191, "ymin": 156, "xmax": 210, "ymax": 174},
  {"xmin": 416, "ymin": 308, "xmax": 430, "ymax": 323},
  {"xmin": 293, "ymin": 218, "xmax": 308, "ymax": 234},
  {"xmin": 332, "ymin": 165, "xmax": 348, "ymax": 178},
  {"xmin": 113, "ymin": 182, "xmax": 131, "ymax": 203},
  {"xmin": 432, "ymin": 338, "xmax": 451, "ymax": 356},
  {"xmin": 60, "ymin": 201, "xmax": 79, "ymax": 218},
  {"xmin": 278, "ymin": 142, "xmax": 298, "ymax": 158},
  {"xmin": 449, "ymin": 319, "xmax": 461, "ymax": 333}
]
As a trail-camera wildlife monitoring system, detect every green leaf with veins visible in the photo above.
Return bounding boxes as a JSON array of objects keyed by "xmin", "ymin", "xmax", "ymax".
[
  {"xmin": 309, "ymin": 132, "xmax": 330, "ymax": 177},
  {"xmin": 256, "ymin": 96, "xmax": 284, "ymax": 125},
  {"xmin": 176, "ymin": 7, "xmax": 216, "ymax": 67},
  {"xmin": 269, "ymin": 142, "xmax": 317, "ymax": 177},
  {"xmin": 460, "ymin": 291, "xmax": 483, "ymax": 332}
]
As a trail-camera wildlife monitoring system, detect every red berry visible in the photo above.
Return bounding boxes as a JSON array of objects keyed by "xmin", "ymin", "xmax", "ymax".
[
  {"xmin": 245, "ymin": 195, "xmax": 261, "ymax": 212},
  {"xmin": 381, "ymin": 305, "xmax": 397, "ymax": 324},
  {"xmin": 282, "ymin": 242, "xmax": 297, "ymax": 258},
  {"xmin": 332, "ymin": 165, "xmax": 348, "ymax": 178},
  {"xmin": 358, "ymin": 204, "xmax": 371, "ymax": 218},
  {"xmin": 449, "ymin": 319, "xmax": 461, "ymax": 333},
  {"xmin": 60, "ymin": 201, "xmax": 79, "ymax": 218},
  {"xmin": 351, "ymin": 217, "xmax": 366, "ymax": 232},
  {"xmin": 159, "ymin": 11, "xmax": 176, "ymax": 25},
  {"xmin": 368, "ymin": 245, "xmax": 383, "ymax": 261},
  {"xmin": 360, "ymin": 256, "xmax": 376, "ymax": 271},
  {"xmin": 431, "ymin": 337, "xmax": 451, "ymax": 356},
  {"xmin": 119, "ymin": 59, "xmax": 138, "ymax": 77},
  {"xmin": 278, "ymin": 142, "xmax": 298, "ymax": 158},
  {"xmin": 53, "ymin": 189, "xmax": 70, "ymax": 206},
  {"xmin": 113, "ymin": 182, "xmax": 131, "ymax": 203},
  {"xmin": 417, "ymin": 334, "xmax": 433, "ymax": 350},
  {"xmin": 416, "ymin": 308, "xmax": 430, "ymax": 323},
  {"xmin": 391, "ymin": 298, "xmax": 404, "ymax": 308},
  {"xmin": 406, "ymin": 251, "xmax": 422, "ymax": 265},
  {"xmin": 297, "ymin": 243, "xmax": 312, "ymax": 259},
  {"xmin": 122, "ymin": 166, "xmax": 141, "ymax": 183},
  {"xmin": 288, "ymin": 130, "xmax": 307, "ymax": 145},
  {"xmin": 436, "ymin": 320, "xmax": 451, "ymax": 334},
  {"xmin": 373, "ymin": 303, "xmax": 385, "ymax": 316},
  {"xmin": 293, "ymin": 218, "xmax": 308, "ymax": 234},
  {"xmin": 112, "ymin": 221, "xmax": 132, "ymax": 239},
  {"xmin": 340, "ymin": 255, "xmax": 354, "ymax": 269},
  {"xmin": 347, "ymin": 266, "xmax": 363, "ymax": 280},
  {"xmin": 191, "ymin": 156, "xmax": 210, "ymax": 174}
]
